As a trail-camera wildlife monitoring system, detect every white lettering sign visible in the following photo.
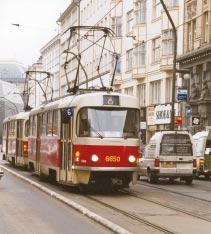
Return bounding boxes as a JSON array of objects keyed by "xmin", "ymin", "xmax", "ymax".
[{"xmin": 155, "ymin": 104, "xmax": 172, "ymax": 124}]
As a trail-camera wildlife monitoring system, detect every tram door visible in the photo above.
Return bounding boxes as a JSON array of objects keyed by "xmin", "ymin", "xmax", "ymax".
[
  {"xmin": 16, "ymin": 120, "xmax": 23, "ymax": 161},
  {"xmin": 60, "ymin": 109, "xmax": 73, "ymax": 182},
  {"xmin": 35, "ymin": 115, "xmax": 41, "ymax": 173}
]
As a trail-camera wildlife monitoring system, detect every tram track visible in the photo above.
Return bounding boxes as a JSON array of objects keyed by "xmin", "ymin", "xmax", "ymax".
[
  {"xmin": 120, "ymin": 189, "xmax": 211, "ymax": 223},
  {"xmin": 86, "ymin": 195, "xmax": 177, "ymax": 234},
  {"xmin": 137, "ymin": 182, "xmax": 211, "ymax": 203}
]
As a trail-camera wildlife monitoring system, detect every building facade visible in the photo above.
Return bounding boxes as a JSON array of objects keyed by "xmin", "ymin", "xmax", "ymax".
[
  {"xmin": 178, "ymin": 0, "xmax": 211, "ymax": 133},
  {"xmin": 40, "ymin": 34, "xmax": 60, "ymax": 99},
  {"xmin": 55, "ymin": 0, "xmax": 184, "ymax": 143}
]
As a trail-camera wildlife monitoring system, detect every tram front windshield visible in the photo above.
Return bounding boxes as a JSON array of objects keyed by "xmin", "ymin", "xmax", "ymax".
[{"xmin": 78, "ymin": 107, "xmax": 139, "ymax": 138}]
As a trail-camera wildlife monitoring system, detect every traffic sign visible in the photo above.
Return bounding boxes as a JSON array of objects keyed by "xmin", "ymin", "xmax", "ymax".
[
  {"xmin": 186, "ymin": 106, "xmax": 192, "ymax": 117},
  {"xmin": 192, "ymin": 116, "xmax": 200, "ymax": 126},
  {"xmin": 177, "ymin": 88, "xmax": 188, "ymax": 101}
]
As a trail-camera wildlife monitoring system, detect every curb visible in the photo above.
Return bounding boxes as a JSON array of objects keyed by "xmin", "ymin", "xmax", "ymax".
[{"xmin": 0, "ymin": 165, "xmax": 132, "ymax": 234}]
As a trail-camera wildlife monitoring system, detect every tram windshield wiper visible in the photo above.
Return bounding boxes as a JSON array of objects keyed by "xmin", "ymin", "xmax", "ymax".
[{"xmin": 88, "ymin": 122, "xmax": 104, "ymax": 139}]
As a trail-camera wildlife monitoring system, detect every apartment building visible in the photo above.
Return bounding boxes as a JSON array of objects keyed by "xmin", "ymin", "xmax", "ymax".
[
  {"xmin": 178, "ymin": 0, "xmax": 211, "ymax": 133},
  {"xmin": 40, "ymin": 34, "xmax": 60, "ymax": 99},
  {"xmin": 57, "ymin": 1, "xmax": 80, "ymax": 96},
  {"xmin": 56, "ymin": 0, "xmax": 184, "ymax": 142}
]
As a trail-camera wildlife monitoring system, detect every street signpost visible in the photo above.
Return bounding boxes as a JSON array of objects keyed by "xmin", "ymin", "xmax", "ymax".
[{"xmin": 177, "ymin": 88, "xmax": 188, "ymax": 101}]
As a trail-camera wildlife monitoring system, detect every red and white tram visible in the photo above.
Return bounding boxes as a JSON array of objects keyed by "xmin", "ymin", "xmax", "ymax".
[
  {"xmin": 3, "ymin": 112, "xmax": 29, "ymax": 168},
  {"xmin": 28, "ymin": 92, "xmax": 141, "ymax": 189}
]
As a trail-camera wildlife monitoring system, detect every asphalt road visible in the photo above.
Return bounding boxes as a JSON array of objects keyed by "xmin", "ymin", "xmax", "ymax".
[{"xmin": 0, "ymin": 171, "xmax": 110, "ymax": 234}]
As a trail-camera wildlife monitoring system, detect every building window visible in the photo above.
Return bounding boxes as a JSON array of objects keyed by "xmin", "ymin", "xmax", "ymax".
[
  {"xmin": 152, "ymin": 37, "xmax": 161, "ymax": 62},
  {"xmin": 112, "ymin": 54, "xmax": 121, "ymax": 74},
  {"xmin": 150, "ymin": 80, "xmax": 161, "ymax": 104},
  {"xmin": 153, "ymin": 0, "xmax": 161, "ymax": 19},
  {"xmin": 135, "ymin": 0, "xmax": 146, "ymax": 24},
  {"xmin": 203, "ymin": 12, "xmax": 209, "ymax": 43},
  {"xmin": 126, "ymin": 49, "xmax": 133, "ymax": 72},
  {"xmin": 166, "ymin": 0, "xmax": 179, "ymax": 7},
  {"xmin": 134, "ymin": 43, "xmax": 146, "ymax": 67},
  {"xmin": 162, "ymin": 30, "xmax": 173, "ymax": 56},
  {"xmin": 187, "ymin": 1, "xmax": 197, "ymax": 20},
  {"xmin": 111, "ymin": 17, "xmax": 122, "ymax": 37},
  {"xmin": 137, "ymin": 84, "xmax": 146, "ymax": 106},
  {"xmin": 125, "ymin": 87, "xmax": 134, "ymax": 96},
  {"xmin": 166, "ymin": 78, "xmax": 172, "ymax": 102},
  {"xmin": 127, "ymin": 11, "xmax": 133, "ymax": 33}
]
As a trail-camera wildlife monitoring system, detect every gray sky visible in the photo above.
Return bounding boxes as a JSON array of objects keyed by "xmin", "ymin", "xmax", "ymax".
[{"xmin": 0, "ymin": 0, "xmax": 70, "ymax": 67}]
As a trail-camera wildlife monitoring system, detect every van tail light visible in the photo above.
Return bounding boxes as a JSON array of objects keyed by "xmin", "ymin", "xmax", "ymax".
[
  {"xmin": 154, "ymin": 159, "xmax": 160, "ymax": 167},
  {"xmin": 23, "ymin": 141, "xmax": 28, "ymax": 155},
  {"xmin": 193, "ymin": 159, "xmax": 197, "ymax": 168}
]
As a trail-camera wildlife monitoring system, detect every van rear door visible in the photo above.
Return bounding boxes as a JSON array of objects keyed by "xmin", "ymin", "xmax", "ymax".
[
  {"xmin": 175, "ymin": 134, "xmax": 193, "ymax": 174},
  {"xmin": 204, "ymin": 131, "xmax": 211, "ymax": 172},
  {"xmin": 160, "ymin": 134, "xmax": 177, "ymax": 174}
]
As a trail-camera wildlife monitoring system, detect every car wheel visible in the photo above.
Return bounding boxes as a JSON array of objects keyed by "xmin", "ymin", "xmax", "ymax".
[
  {"xmin": 184, "ymin": 177, "xmax": 193, "ymax": 185},
  {"xmin": 205, "ymin": 174, "xmax": 210, "ymax": 180},
  {"xmin": 147, "ymin": 170, "xmax": 158, "ymax": 184}
]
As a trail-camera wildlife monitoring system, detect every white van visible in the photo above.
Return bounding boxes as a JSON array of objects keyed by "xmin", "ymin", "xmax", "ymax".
[
  {"xmin": 193, "ymin": 130, "xmax": 211, "ymax": 179},
  {"xmin": 140, "ymin": 131, "xmax": 196, "ymax": 184}
]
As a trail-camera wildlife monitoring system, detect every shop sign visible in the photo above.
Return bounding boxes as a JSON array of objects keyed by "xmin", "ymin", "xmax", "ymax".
[
  {"xmin": 140, "ymin": 122, "xmax": 146, "ymax": 130},
  {"xmin": 147, "ymin": 106, "xmax": 155, "ymax": 126},
  {"xmin": 155, "ymin": 104, "xmax": 172, "ymax": 125}
]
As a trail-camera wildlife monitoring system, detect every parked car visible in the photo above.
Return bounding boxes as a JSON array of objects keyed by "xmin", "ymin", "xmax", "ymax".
[
  {"xmin": 193, "ymin": 130, "xmax": 211, "ymax": 179},
  {"xmin": 139, "ymin": 131, "xmax": 196, "ymax": 184}
]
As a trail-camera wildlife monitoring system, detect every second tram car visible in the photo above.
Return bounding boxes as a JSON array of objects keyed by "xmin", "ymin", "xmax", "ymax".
[
  {"xmin": 28, "ymin": 92, "xmax": 141, "ymax": 189},
  {"xmin": 3, "ymin": 112, "xmax": 29, "ymax": 168}
]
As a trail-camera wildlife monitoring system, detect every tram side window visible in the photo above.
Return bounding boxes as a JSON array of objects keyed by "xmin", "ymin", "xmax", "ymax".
[
  {"xmin": 25, "ymin": 120, "xmax": 29, "ymax": 137},
  {"xmin": 47, "ymin": 111, "xmax": 53, "ymax": 136},
  {"xmin": 78, "ymin": 108, "xmax": 89, "ymax": 137},
  {"xmin": 32, "ymin": 116, "xmax": 37, "ymax": 137},
  {"xmin": 52, "ymin": 110, "xmax": 58, "ymax": 136},
  {"xmin": 18, "ymin": 120, "xmax": 23, "ymax": 138},
  {"xmin": 41, "ymin": 113, "xmax": 47, "ymax": 136},
  {"xmin": 10, "ymin": 121, "xmax": 15, "ymax": 137},
  {"xmin": 29, "ymin": 117, "xmax": 32, "ymax": 137}
]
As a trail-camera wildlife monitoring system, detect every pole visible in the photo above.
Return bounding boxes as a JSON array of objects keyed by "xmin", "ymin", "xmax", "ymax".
[{"xmin": 160, "ymin": 0, "xmax": 177, "ymax": 131}]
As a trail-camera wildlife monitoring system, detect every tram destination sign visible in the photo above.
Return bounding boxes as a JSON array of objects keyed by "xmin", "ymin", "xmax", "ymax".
[
  {"xmin": 62, "ymin": 107, "xmax": 73, "ymax": 123},
  {"xmin": 103, "ymin": 95, "xmax": 119, "ymax": 105}
]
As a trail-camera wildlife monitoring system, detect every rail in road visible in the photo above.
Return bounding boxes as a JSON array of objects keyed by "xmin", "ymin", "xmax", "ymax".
[
  {"xmin": 138, "ymin": 181, "xmax": 211, "ymax": 203},
  {"xmin": 86, "ymin": 195, "xmax": 177, "ymax": 234},
  {"xmin": 120, "ymin": 189, "xmax": 211, "ymax": 223}
]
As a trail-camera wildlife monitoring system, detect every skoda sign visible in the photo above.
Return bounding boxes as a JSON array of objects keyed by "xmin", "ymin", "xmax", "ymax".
[{"xmin": 155, "ymin": 104, "xmax": 172, "ymax": 124}]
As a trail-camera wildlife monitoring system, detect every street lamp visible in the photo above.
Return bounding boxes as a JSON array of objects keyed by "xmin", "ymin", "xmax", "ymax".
[{"xmin": 160, "ymin": 0, "xmax": 177, "ymax": 131}]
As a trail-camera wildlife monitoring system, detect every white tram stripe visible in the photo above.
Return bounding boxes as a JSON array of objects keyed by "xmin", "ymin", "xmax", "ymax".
[{"xmin": 0, "ymin": 165, "xmax": 132, "ymax": 234}]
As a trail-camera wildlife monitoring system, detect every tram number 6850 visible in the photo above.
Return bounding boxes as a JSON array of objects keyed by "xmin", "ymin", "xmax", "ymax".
[{"xmin": 105, "ymin": 156, "xmax": 120, "ymax": 162}]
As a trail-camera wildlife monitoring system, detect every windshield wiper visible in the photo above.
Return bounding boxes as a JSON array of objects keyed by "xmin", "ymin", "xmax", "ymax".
[{"xmin": 88, "ymin": 123, "xmax": 104, "ymax": 139}]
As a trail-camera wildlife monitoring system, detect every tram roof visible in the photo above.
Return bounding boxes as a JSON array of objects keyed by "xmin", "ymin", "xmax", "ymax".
[
  {"xmin": 3, "ymin": 111, "xmax": 29, "ymax": 123},
  {"xmin": 29, "ymin": 92, "xmax": 139, "ymax": 115}
]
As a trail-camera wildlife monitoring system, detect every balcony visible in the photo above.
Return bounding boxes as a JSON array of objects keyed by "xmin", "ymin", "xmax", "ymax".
[{"xmin": 132, "ymin": 66, "xmax": 146, "ymax": 79}]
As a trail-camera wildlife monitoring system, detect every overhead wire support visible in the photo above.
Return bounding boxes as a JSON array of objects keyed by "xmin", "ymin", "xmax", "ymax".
[
  {"xmin": 160, "ymin": 0, "xmax": 177, "ymax": 131},
  {"xmin": 63, "ymin": 25, "xmax": 116, "ymax": 94}
]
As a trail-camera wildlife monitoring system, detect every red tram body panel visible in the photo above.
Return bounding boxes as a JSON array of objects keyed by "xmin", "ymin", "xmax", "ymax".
[
  {"xmin": 3, "ymin": 112, "xmax": 29, "ymax": 168},
  {"xmin": 4, "ymin": 92, "xmax": 141, "ymax": 189}
]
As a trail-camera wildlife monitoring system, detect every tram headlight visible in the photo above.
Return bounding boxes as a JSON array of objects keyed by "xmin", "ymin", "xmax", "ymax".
[
  {"xmin": 91, "ymin": 154, "xmax": 99, "ymax": 162},
  {"xmin": 128, "ymin": 155, "xmax": 136, "ymax": 163}
]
